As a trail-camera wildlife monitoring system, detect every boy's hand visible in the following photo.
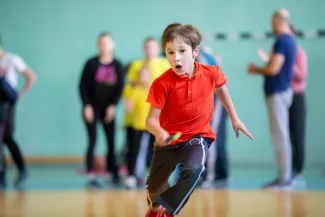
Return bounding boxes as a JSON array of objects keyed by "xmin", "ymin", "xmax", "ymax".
[
  {"xmin": 232, "ymin": 119, "xmax": 254, "ymax": 140},
  {"xmin": 155, "ymin": 129, "xmax": 170, "ymax": 147}
]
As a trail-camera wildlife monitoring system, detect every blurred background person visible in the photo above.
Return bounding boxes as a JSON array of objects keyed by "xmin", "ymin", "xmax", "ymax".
[
  {"xmin": 79, "ymin": 32, "xmax": 124, "ymax": 188},
  {"xmin": 123, "ymin": 37, "xmax": 169, "ymax": 186},
  {"xmin": 197, "ymin": 46, "xmax": 230, "ymax": 189},
  {"xmin": 123, "ymin": 65, "xmax": 151, "ymax": 189},
  {"xmin": 258, "ymin": 23, "xmax": 308, "ymax": 187},
  {"xmin": 0, "ymin": 35, "xmax": 36, "ymax": 189},
  {"xmin": 248, "ymin": 8, "xmax": 297, "ymax": 189}
]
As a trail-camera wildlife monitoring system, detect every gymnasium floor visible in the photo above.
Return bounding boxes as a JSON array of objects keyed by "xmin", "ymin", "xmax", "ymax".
[{"xmin": 1, "ymin": 164, "xmax": 325, "ymax": 217}]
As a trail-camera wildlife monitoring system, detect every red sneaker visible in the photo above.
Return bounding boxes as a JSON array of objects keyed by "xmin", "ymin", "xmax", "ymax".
[{"xmin": 145, "ymin": 208, "xmax": 159, "ymax": 217}]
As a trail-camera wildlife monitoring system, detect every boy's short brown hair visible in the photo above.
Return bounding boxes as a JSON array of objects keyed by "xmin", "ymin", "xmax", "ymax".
[{"xmin": 161, "ymin": 23, "xmax": 202, "ymax": 51}]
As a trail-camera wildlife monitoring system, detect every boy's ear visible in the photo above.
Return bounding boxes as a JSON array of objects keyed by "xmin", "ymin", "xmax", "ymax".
[{"xmin": 193, "ymin": 46, "xmax": 200, "ymax": 58}]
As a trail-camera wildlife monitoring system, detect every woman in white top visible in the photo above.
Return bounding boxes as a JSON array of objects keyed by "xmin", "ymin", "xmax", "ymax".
[{"xmin": 0, "ymin": 36, "xmax": 36, "ymax": 189}]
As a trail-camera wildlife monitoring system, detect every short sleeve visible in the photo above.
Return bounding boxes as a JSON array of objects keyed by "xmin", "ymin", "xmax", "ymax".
[
  {"xmin": 214, "ymin": 66, "xmax": 227, "ymax": 88},
  {"xmin": 12, "ymin": 55, "xmax": 27, "ymax": 72},
  {"xmin": 273, "ymin": 37, "xmax": 287, "ymax": 55},
  {"xmin": 146, "ymin": 78, "xmax": 168, "ymax": 109},
  {"xmin": 123, "ymin": 83, "xmax": 133, "ymax": 98},
  {"xmin": 127, "ymin": 62, "xmax": 138, "ymax": 83}
]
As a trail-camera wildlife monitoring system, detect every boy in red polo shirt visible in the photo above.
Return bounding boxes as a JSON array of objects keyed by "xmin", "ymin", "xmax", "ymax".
[{"xmin": 145, "ymin": 23, "xmax": 253, "ymax": 217}]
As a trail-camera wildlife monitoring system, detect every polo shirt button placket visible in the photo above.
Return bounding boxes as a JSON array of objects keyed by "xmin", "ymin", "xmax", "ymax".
[{"xmin": 188, "ymin": 80, "xmax": 192, "ymax": 98}]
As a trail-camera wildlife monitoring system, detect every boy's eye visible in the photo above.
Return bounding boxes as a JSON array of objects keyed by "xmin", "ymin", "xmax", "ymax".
[
  {"xmin": 168, "ymin": 52, "xmax": 174, "ymax": 55},
  {"xmin": 181, "ymin": 50, "xmax": 186, "ymax": 53}
]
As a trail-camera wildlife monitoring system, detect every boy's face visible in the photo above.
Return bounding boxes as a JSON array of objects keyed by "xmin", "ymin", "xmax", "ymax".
[{"xmin": 165, "ymin": 37, "xmax": 199, "ymax": 75}]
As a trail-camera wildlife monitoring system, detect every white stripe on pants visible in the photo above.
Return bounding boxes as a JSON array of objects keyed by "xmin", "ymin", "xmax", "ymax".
[{"xmin": 266, "ymin": 89, "xmax": 293, "ymax": 182}]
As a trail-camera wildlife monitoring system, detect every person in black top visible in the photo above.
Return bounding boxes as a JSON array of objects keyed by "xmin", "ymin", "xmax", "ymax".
[{"xmin": 79, "ymin": 32, "xmax": 124, "ymax": 188}]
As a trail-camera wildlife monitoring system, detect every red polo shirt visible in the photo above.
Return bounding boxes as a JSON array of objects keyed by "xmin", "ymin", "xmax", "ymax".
[{"xmin": 147, "ymin": 62, "xmax": 227, "ymax": 144}]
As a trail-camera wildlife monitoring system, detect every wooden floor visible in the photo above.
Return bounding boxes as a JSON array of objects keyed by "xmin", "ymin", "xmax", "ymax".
[{"xmin": 0, "ymin": 189, "xmax": 324, "ymax": 217}]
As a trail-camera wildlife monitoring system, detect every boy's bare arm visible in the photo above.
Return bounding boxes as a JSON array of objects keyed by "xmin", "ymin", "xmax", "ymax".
[
  {"xmin": 214, "ymin": 85, "xmax": 253, "ymax": 140},
  {"xmin": 214, "ymin": 85, "xmax": 239, "ymax": 122},
  {"xmin": 145, "ymin": 106, "xmax": 170, "ymax": 146}
]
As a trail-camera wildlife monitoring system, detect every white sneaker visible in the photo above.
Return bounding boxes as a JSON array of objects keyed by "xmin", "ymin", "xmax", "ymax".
[
  {"xmin": 215, "ymin": 179, "xmax": 229, "ymax": 189},
  {"xmin": 262, "ymin": 179, "xmax": 292, "ymax": 190},
  {"xmin": 201, "ymin": 180, "xmax": 215, "ymax": 189},
  {"xmin": 291, "ymin": 176, "xmax": 306, "ymax": 189},
  {"xmin": 124, "ymin": 176, "xmax": 137, "ymax": 189}
]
